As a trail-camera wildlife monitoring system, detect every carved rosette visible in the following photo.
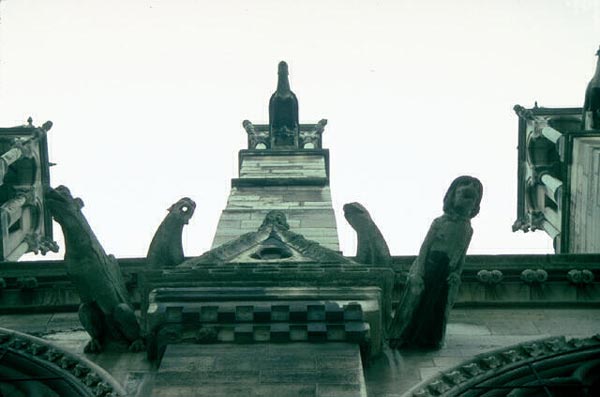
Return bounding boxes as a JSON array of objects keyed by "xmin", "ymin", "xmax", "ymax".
[
  {"xmin": 476, "ymin": 269, "xmax": 504, "ymax": 285},
  {"xmin": 566, "ymin": 269, "xmax": 595, "ymax": 285},
  {"xmin": 520, "ymin": 268, "xmax": 548, "ymax": 284}
]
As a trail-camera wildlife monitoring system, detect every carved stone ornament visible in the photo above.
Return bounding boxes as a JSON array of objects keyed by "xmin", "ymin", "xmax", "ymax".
[
  {"xmin": 520, "ymin": 268, "xmax": 548, "ymax": 284},
  {"xmin": 243, "ymin": 120, "xmax": 269, "ymax": 149},
  {"xmin": 402, "ymin": 335, "xmax": 600, "ymax": 397},
  {"xmin": 46, "ymin": 186, "xmax": 144, "ymax": 353},
  {"xmin": 389, "ymin": 176, "xmax": 483, "ymax": 349},
  {"xmin": 476, "ymin": 269, "xmax": 504, "ymax": 285},
  {"xmin": 343, "ymin": 202, "xmax": 391, "ymax": 266},
  {"xmin": 566, "ymin": 269, "xmax": 595, "ymax": 285},
  {"xmin": 0, "ymin": 327, "xmax": 126, "ymax": 396},
  {"xmin": 147, "ymin": 197, "xmax": 195, "ymax": 268}
]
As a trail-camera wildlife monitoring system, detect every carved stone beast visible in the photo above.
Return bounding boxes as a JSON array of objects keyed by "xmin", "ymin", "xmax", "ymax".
[
  {"xmin": 147, "ymin": 197, "xmax": 195, "ymax": 268},
  {"xmin": 343, "ymin": 202, "xmax": 391, "ymax": 265},
  {"xmin": 46, "ymin": 186, "xmax": 144, "ymax": 353}
]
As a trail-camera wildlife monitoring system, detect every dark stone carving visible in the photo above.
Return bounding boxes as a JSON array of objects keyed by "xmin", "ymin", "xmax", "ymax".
[
  {"xmin": 389, "ymin": 176, "xmax": 483, "ymax": 349},
  {"xmin": 567, "ymin": 269, "xmax": 595, "ymax": 285},
  {"xmin": 269, "ymin": 61, "xmax": 299, "ymax": 147},
  {"xmin": 261, "ymin": 209, "xmax": 290, "ymax": 230},
  {"xmin": 300, "ymin": 119, "xmax": 327, "ymax": 148},
  {"xmin": 582, "ymin": 46, "xmax": 600, "ymax": 129},
  {"xmin": 46, "ymin": 186, "xmax": 144, "ymax": 353},
  {"xmin": 0, "ymin": 327, "xmax": 127, "ymax": 396},
  {"xmin": 520, "ymin": 268, "xmax": 548, "ymax": 284},
  {"xmin": 407, "ymin": 335, "xmax": 600, "ymax": 397},
  {"xmin": 147, "ymin": 197, "xmax": 195, "ymax": 268},
  {"xmin": 243, "ymin": 120, "xmax": 269, "ymax": 149},
  {"xmin": 343, "ymin": 202, "xmax": 391, "ymax": 265},
  {"xmin": 476, "ymin": 269, "xmax": 504, "ymax": 285},
  {"xmin": 513, "ymin": 104, "xmax": 535, "ymax": 121}
]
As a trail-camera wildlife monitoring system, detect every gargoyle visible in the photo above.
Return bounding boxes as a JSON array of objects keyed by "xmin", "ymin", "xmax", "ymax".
[
  {"xmin": 343, "ymin": 202, "xmax": 391, "ymax": 265},
  {"xmin": 147, "ymin": 197, "xmax": 195, "ymax": 268},
  {"xmin": 46, "ymin": 186, "xmax": 144, "ymax": 353},
  {"xmin": 389, "ymin": 176, "xmax": 483, "ymax": 349}
]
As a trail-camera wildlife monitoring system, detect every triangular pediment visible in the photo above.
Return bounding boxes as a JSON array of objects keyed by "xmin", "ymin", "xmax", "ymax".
[{"xmin": 180, "ymin": 211, "xmax": 352, "ymax": 266}]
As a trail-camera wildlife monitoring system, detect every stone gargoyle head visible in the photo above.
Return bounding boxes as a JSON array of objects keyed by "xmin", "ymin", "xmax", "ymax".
[
  {"xmin": 167, "ymin": 197, "xmax": 196, "ymax": 225},
  {"xmin": 443, "ymin": 175, "xmax": 483, "ymax": 219},
  {"xmin": 45, "ymin": 185, "xmax": 85, "ymax": 225}
]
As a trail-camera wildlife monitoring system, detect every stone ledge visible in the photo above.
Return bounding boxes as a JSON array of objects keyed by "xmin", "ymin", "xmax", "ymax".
[{"xmin": 231, "ymin": 177, "xmax": 329, "ymax": 187}]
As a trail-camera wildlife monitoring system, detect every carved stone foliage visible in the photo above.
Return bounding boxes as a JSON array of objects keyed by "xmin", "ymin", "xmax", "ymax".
[
  {"xmin": 146, "ymin": 197, "xmax": 195, "ymax": 268},
  {"xmin": 389, "ymin": 176, "xmax": 483, "ymax": 349},
  {"xmin": 405, "ymin": 335, "xmax": 600, "ymax": 397},
  {"xmin": 0, "ymin": 327, "xmax": 126, "ymax": 396},
  {"xmin": 343, "ymin": 202, "xmax": 391, "ymax": 266},
  {"xmin": 46, "ymin": 186, "xmax": 144, "ymax": 353}
]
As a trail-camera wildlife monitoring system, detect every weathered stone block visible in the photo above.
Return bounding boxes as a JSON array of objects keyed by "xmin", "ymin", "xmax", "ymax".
[
  {"xmin": 307, "ymin": 323, "xmax": 328, "ymax": 341},
  {"xmin": 200, "ymin": 306, "xmax": 218, "ymax": 322},
  {"xmin": 270, "ymin": 323, "xmax": 290, "ymax": 342}
]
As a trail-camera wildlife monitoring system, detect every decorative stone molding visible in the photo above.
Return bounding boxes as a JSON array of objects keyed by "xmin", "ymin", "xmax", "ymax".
[
  {"xmin": 403, "ymin": 335, "xmax": 600, "ymax": 397},
  {"xmin": 0, "ymin": 327, "xmax": 126, "ymax": 396},
  {"xmin": 520, "ymin": 268, "xmax": 548, "ymax": 284},
  {"xmin": 566, "ymin": 269, "xmax": 595, "ymax": 285},
  {"xmin": 475, "ymin": 269, "xmax": 504, "ymax": 284},
  {"xmin": 145, "ymin": 287, "xmax": 383, "ymax": 359}
]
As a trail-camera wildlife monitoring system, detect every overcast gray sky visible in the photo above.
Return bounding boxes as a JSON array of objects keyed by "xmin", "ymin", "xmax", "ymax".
[{"xmin": 1, "ymin": 0, "xmax": 599, "ymax": 260}]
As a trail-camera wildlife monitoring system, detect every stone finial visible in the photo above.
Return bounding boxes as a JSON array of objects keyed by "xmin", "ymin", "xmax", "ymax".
[
  {"xmin": 389, "ymin": 176, "xmax": 483, "ymax": 349},
  {"xmin": 269, "ymin": 61, "xmax": 299, "ymax": 147},
  {"xmin": 513, "ymin": 104, "xmax": 535, "ymax": 121}
]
